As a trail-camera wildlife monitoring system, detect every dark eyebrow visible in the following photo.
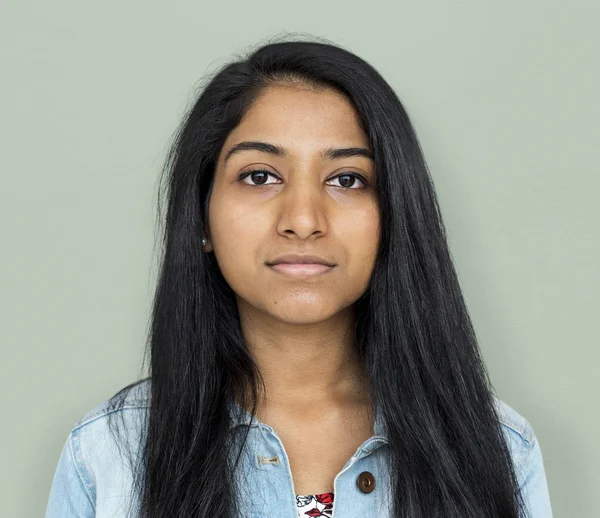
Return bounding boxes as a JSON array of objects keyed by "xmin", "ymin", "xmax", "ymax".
[{"xmin": 223, "ymin": 140, "xmax": 374, "ymax": 165}]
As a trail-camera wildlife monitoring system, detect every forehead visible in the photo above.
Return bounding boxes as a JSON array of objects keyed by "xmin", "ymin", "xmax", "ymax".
[{"xmin": 219, "ymin": 85, "xmax": 370, "ymax": 160}]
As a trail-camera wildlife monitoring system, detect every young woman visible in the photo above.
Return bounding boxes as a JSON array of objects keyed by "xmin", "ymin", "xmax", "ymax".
[{"xmin": 45, "ymin": 37, "xmax": 553, "ymax": 517}]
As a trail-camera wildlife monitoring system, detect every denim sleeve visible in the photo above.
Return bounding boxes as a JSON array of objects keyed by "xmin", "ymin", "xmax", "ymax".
[
  {"xmin": 520, "ymin": 430, "xmax": 553, "ymax": 517},
  {"xmin": 45, "ymin": 431, "xmax": 95, "ymax": 518}
]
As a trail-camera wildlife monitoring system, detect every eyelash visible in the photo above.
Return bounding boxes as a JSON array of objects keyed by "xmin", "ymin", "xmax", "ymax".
[{"xmin": 237, "ymin": 170, "xmax": 368, "ymax": 189}]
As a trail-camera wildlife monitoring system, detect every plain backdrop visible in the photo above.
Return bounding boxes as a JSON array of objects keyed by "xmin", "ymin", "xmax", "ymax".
[{"xmin": 1, "ymin": 1, "xmax": 598, "ymax": 516}]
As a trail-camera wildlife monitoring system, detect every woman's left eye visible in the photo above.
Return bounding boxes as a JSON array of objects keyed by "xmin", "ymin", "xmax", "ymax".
[
  {"xmin": 238, "ymin": 170, "xmax": 367, "ymax": 189},
  {"xmin": 329, "ymin": 173, "xmax": 367, "ymax": 189}
]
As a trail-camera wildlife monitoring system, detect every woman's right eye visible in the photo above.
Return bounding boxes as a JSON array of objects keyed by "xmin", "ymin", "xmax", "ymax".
[{"xmin": 237, "ymin": 170, "xmax": 281, "ymax": 187}]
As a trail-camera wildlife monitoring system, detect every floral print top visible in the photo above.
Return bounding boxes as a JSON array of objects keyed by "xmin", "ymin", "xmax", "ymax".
[{"xmin": 295, "ymin": 492, "xmax": 334, "ymax": 517}]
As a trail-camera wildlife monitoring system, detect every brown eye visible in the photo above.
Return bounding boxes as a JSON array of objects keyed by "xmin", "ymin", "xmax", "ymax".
[
  {"xmin": 238, "ymin": 170, "xmax": 280, "ymax": 186},
  {"xmin": 327, "ymin": 173, "xmax": 367, "ymax": 189}
]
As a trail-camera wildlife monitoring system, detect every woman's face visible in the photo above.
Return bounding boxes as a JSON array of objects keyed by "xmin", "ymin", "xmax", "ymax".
[{"xmin": 207, "ymin": 84, "xmax": 380, "ymax": 325}]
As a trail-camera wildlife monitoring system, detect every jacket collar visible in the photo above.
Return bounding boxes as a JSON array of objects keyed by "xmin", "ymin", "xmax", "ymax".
[{"xmin": 226, "ymin": 396, "xmax": 389, "ymax": 441}]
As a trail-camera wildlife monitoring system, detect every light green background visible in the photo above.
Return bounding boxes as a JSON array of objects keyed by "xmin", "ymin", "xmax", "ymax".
[{"xmin": 1, "ymin": 1, "xmax": 598, "ymax": 516}]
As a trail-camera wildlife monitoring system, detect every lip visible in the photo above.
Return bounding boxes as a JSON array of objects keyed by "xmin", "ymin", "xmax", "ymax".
[
  {"xmin": 268, "ymin": 263, "xmax": 335, "ymax": 276},
  {"xmin": 267, "ymin": 254, "xmax": 336, "ymax": 267}
]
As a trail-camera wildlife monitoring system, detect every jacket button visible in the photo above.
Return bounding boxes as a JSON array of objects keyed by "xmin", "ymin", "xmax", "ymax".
[{"xmin": 356, "ymin": 471, "xmax": 376, "ymax": 493}]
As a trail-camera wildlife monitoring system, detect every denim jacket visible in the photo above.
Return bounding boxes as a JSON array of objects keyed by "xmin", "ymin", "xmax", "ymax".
[{"xmin": 45, "ymin": 380, "xmax": 553, "ymax": 517}]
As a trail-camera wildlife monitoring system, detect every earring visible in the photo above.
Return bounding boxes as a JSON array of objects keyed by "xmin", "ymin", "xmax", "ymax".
[{"xmin": 201, "ymin": 237, "xmax": 208, "ymax": 246}]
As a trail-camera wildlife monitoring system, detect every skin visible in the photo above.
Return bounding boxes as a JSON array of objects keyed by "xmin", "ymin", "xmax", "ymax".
[{"xmin": 203, "ymin": 84, "xmax": 381, "ymax": 493}]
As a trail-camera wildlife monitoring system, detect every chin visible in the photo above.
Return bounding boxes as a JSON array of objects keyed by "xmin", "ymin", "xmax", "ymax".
[{"xmin": 265, "ymin": 300, "xmax": 347, "ymax": 325}]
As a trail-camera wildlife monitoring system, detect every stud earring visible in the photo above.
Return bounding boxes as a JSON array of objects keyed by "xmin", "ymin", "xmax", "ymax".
[{"xmin": 201, "ymin": 237, "xmax": 208, "ymax": 246}]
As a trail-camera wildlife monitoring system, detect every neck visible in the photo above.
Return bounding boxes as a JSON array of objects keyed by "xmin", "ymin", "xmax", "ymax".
[{"xmin": 235, "ymin": 300, "xmax": 370, "ymax": 415}]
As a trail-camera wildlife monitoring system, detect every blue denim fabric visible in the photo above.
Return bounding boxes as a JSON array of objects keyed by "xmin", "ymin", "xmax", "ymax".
[{"xmin": 45, "ymin": 380, "xmax": 552, "ymax": 517}]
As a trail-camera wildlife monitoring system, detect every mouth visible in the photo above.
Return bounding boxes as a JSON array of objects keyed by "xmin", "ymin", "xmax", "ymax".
[{"xmin": 267, "ymin": 263, "xmax": 336, "ymax": 277}]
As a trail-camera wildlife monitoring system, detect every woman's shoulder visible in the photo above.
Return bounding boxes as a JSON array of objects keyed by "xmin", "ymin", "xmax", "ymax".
[
  {"xmin": 491, "ymin": 396, "xmax": 553, "ymax": 514},
  {"xmin": 71, "ymin": 378, "xmax": 151, "ymax": 433},
  {"xmin": 64, "ymin": 379, "xmax": 151, "ymax": 474},
  {"xmin": 46, "ymin": 380, "xmax": 152, "ymax": 517},
  {"xmin": 491, "ymin": 394, "xmax": 544, "ymax": 482},
  {"xmin": 492, "ymin": 394, "xmax": 535, "ymax": 446}
]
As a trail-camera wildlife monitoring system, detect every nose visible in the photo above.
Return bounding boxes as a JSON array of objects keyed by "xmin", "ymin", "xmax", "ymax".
[{"xmin": 275, "ymin": 174, "xmax": 328, "ymax": 240}]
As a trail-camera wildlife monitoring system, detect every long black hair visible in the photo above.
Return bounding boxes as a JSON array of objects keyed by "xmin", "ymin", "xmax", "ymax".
[{"xmin": 107, "ymin": 34, "xmax": 527, "ymax": 517}]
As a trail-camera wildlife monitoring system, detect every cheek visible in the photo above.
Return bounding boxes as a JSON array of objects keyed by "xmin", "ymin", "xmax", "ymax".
[
  {"xmin": 344, "ymin": 209, "xmax": 380, "ymax": 286},
  {"xmin": 341, "ymin": 206, "xmax": 380, "ymax": 254},
  {"xmin": 208, "ymin": 200, "xmax": 267, "ymax": 279}
]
